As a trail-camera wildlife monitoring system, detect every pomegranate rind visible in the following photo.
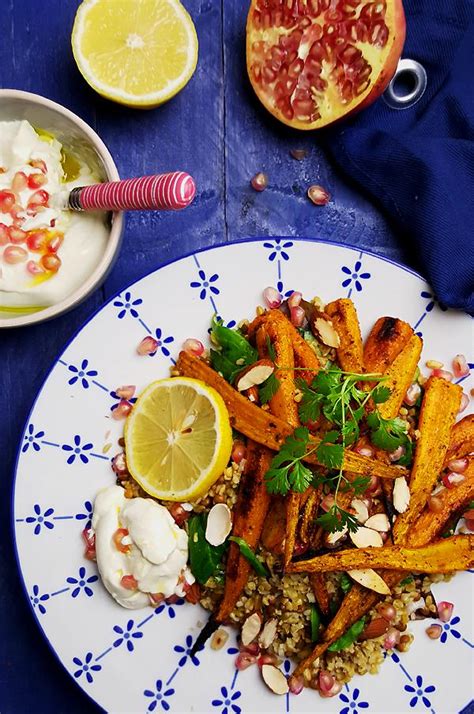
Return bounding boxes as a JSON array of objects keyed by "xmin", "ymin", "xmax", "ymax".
[{"xmin": 246, "ymin": 0, "xmax": 406, "ymax": 130}]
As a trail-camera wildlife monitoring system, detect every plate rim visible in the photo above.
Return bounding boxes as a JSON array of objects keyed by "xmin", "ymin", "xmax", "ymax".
[{"xmin": 9, "ymin": 236, "xmax": 441, "ymax": 712}]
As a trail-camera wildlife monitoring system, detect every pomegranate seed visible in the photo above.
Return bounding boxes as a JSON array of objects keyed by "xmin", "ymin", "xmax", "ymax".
[
  {"xmin": 290, "ymin": 148, "xmax": 308, "ymax": 160},
  {"xmin": 307, "ymin": 184, "xmax": 330, "ymax": 206},
  {"xmin": 112, "ymin": 400, "xmax": 132, "ymax": 420},
  {"xmin": 47, "ymin": 234, "xmax": 63, "ymax": 253},
  {"xmin": 26, "ymin": 260, "xmax": 45, "ymax": 276},
  {"xmin": 257, "ymin": 652, "xmax": 279, "ymax": 667},
  {"xmin": 182, "ymin": 338, "xmax": 204, "ymax": 356},
  {"xmin": 12, "ymin": 171, "xmax": 28, "ymax": 193},
  {"xmin": 149, "ymin": 592, "xmax": 165, "ymax": 605},
  {"xmin": 383, "ymin": 627, "xmax": 401, "ymax": 650},
  {"xmin": 426, "ymin": 624, "xmax": 442, "ymax": 640},
  {"xmin": 321, "ymin": 494, "xmax": 335, "ymax": 512},
  {"xmin": 137, "ymin": 336, "xmax": 158, "ymax": 356},
  {"xmin": 437, "ymin": 601, "xmax": 453, "ymax": 622},
  {"xmin": 364, "ymin": 474, "xmax": 381, "ymax": 496},
  {"xmin": 168, "ymin": 502, "xmax": 189, "ymax": 526},
  {"xmin": 240, "ymin": 641, "xmax": 260, "ymax": 656},
  {"xmin": 82, "ymin": 527, "xmax": 96, "ymax": 561},
  {"xmin": 288, "ymin": 674, "xmax": 304, "ymax": 695},
  {"xmin": 459, "ymin": 392, "xmax": 469, "ymax": 413},
  {"xmin": 120, "ymin": 574, "xmax": 138, "ymax": 590},
  {"xmin": 463, "ymin": 508, "xmax": 474, "ymax": 520},
  {"xmin": 166, "ymin": 594, "xmax": 180, "ymax": 604},
  {"xmin": 0, "ymin": 224, "xmax": 9, "ymax": 245},
  {"xmin": 389, "ymin": 445, "xmax": 406, "ymax": 462},
  {"xmin": 10, "ymin": 202, "xmax": 24, "ymax": 219},
  {"xmin": 235, "ymin": 652, "xmax": 257, "ymax": 670},
  {"xmin": 111, "ymin": 451, "xmax": 128, "ymax": 476},
  {"xmin": 8, "ymin": 226, "xmax": 27, "ymax": 244},
  {"xmin": 447, "ymin": 457, "xmax": 468, "ymax": 473},
  {"xmin": 428, "ymin": 495, "xmax": 444, "ymax": 513},
  {"xmin": 115, "ymin": 385, "xmax": 136, "ymax": 400},
  {"xmin": 320, "ymin": 681, "xmax": 343, "ymax": 698},
  {"xmin": 377, "ymin": 603, "xmax": 397, "ymax": 623},
  {"xmin": 290, "ymin": 305, "xmax": 305, "ymax": 327},
  {"xmin": 431, "ymin": 368, "xmax": 453, "ymax": 382},
  {"xmin": 465, "ymin": 518, "xmax": 474, "ymax": 532},
  {"xmin": 3, "ymin": 245, "xmax": 27, "ymax": 264},
  {"xmin": 318, "ymin": 671, "xmax": 335, "ymax": 694},
  {"xmin": 404, "ymin": 382, "xmax": 421, "ymax": 406},
  {"xmin": 250, "ymin": 172, "xmax": 268, "ymax": 191},
  {"xmin": 442, "ymin": 472, "xmax": 465, "ymax": 489},
  {"xmin": 184, "ymin": 581, "xmax": 201, "ymax": 604},
  {"xmin": 26, "ymin": 230, "xmax": 48, "ymax": 252},
  {"xmin": 40, "ymin": 253, "xmax": 61, "ymax": 272},
  {"xmin": 231, "ymin": 440, "xmax": 247, "ymax": 464},
  {"xmin": 287, "ymin": 291, "xmax": 302, "ymax": 308},
  {"xmin": 452, "ymin": 354, "xmax": 469, "ymax": 378},
  {"xmin": 28, "ymin": 189, "xmax": 49, "ymax": 208},
  {"xmin": 354, "ymin": 445, "xmax": 374, "ymax": 457},
  {"xmin": 27, "ymin": 172, "xmax": 47, "ymax": 189},
  {"xmin": 263, "ymin": 286, "xmax": 282, "ymax": 309},
  {"xmin": 0, "ymin": 190, "xmax": 16, "ymax": 213},
  {"xmin": 30, "ymin": 158, "xmax": 47, "ymax": 173},
  {"xmin": 113, "ymin": 528, "xmax": 131, "ymax": 553}
]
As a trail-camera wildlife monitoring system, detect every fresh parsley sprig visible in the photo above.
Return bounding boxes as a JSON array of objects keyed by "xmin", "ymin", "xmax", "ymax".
[{"xmin": 265, "ymin": 426, "xmax": 314, "ymax": 494}]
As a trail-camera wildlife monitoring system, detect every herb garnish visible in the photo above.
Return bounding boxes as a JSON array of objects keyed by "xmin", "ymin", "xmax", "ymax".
[
  {"xmin": 210, "ymin": 316, "xmax": 257, "ymax": 383},
  {"xmin": 229, "ymin": 536, "xmax": 269, "ymax": 577},
  {"xmin": 264, "ymin": 367, "xmax": 396, "ymax": 533}
]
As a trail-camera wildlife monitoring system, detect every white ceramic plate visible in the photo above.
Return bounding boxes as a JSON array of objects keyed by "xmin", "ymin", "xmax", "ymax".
[{"xmin": 13, "ymin": 239, "xmax": 473, "ymax": 714}]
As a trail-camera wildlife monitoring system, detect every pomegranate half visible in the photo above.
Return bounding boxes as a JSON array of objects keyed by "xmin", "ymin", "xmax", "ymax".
[{"xmin": 246, "ymin": 0, "xmax": 406, "ymax": 130}]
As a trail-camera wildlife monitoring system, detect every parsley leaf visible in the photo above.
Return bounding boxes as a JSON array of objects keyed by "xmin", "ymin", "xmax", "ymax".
[
  {"xmin": 297, "ymin": 378, "xmax": 323, "ymax": 424},
  {"xmin": 367, "ymin": 412, "xmax": 408, "ymax": 451},
  {"xmin": 265, "ymin": 335, "xmax": 277, "ymax": 362},
  {"xmin": 316, "ymin": 431, "xmax": 344, "ymax": 470},
  {"xmin": 265, "ymin": 427, "xmax": 313, "ymax": 495},
  {"xmin": 259, "ymin": 372, "xmax": 280, "ymax": 404},
  {"xmin": 316, "ymin": 504, "xmax": 359, "ymax": 534},
  {"xmin": 372, "ymin": 385, "xmax": 391, "ymax": 404}
]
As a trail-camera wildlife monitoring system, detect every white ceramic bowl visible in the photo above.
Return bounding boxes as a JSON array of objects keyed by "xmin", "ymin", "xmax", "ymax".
[{"xmin": 0, "ymin": 89, "xmax": 124, "ymax": 328}]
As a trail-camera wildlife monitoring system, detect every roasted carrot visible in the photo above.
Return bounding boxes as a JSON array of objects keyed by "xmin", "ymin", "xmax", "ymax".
[
  {"xmin": 411, "ymin": 458, "xmax": 474, "ymax": 544},
  {"xmin": 288, "ymin": 535, "xmax": 473, "ymax": 574},
  {"xmin": 377, "ymin": 334, "xmax": 423, "ymax": 420},
  {"xmin": 310, "ymin": 573, "xmax": 331, "ymax": 616},
  {"xmin": 393, "ymin": 377, "xmax": 462, "ymax": 544},
  {"xmin": 215, "ymin": 441, "xmax": 272, "ymax": 623},
  {"xmin": 364, "ymin": 316, "xmax": 414, "ymax": 377},
  {"xmin": 176, "ymin": 351, "xmax": 408, "ymax": 481},
  {"xmin": 299, "ymin": 487, "xmax": 321, "ymax": 546},
  {"xmin": 445, "ymin": 414, "xmax": 474, "ymax": 463},
  {"xmin": 325, "ymin": 298, "xmax": 364, "ymax": 374},
  {"xmin": 261, "ymin": 496, "xmax": 286, "ymax": 554}
]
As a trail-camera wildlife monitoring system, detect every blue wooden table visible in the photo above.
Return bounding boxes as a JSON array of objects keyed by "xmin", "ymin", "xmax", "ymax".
[{"xmin": 0, "ymin": 2, "xmax": 408, "ymax": 712}]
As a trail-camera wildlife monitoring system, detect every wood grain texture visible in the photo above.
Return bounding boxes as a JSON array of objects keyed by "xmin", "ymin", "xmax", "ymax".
[{"xmin": 0, "ymin": 1, "xmax": 405, "ymax": 711}]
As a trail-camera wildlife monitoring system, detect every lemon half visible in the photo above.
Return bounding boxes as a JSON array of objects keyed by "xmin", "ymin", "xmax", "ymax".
[
  {"xmin": 124, "ymin": 377, "xmax": 232, "ymax": 501},
  {"xmin": 71, "ymin": 0, "xmax": 198, "ymax": 108}
]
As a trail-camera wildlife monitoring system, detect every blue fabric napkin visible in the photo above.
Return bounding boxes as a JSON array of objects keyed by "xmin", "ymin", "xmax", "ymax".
[{"xmin": 327, "ymin": 0, "xmax": 474, "ymax": 315}]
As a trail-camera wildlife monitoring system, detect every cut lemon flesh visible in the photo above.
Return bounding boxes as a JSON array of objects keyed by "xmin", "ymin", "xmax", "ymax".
[
  {"xmin": 71, "ymin": 0, "xmax": 198, "ymax": 107},
  {"xmin": 124, "ymin": 377, "xmax": 232, "ymax": 501}
]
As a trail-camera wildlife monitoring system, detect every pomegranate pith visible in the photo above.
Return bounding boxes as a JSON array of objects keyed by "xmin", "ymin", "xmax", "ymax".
[{"xmin": 246, "ymin": 0, "xmax": 406, "ymax": 130}]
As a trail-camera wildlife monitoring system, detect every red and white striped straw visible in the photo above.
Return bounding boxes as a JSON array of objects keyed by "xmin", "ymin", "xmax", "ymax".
[{"xmin": 69, "ymin": 172, "xmax": 196, "ymax": 212}]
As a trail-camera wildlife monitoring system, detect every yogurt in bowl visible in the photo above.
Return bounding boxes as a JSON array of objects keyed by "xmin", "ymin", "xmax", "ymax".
[{"xmin": 0, "ymin": 89, "xmax": 123, "ymax": 328}]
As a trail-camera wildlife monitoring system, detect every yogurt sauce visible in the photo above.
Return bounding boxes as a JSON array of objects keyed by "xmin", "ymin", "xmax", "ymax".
[
  {"xmin": 0, "ymin": 120, "xmax": 109, "ymax": 308},
  {"xmin": 92, "ymin": 485, "xmax": 194, "ymax": 609}
]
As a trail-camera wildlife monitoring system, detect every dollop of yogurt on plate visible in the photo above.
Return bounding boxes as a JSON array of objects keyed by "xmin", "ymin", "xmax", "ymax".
[
  {"xmin": 92, "ymin": 485, "xmax": 194, "ymax": 609},
  {"xmin": 0, "ymin": 119, "xmax": 109, "ymax": 309}
]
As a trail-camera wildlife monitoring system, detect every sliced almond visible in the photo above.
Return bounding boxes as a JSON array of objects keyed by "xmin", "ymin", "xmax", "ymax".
[
  {"xmin": 259, "ymin": 618, "xmax": 277, "ymax": 649},
  {"xmin": 261, "ymin": 664, "xmax": 289, "ymax": 695},
  {"xmin": 325, "ymin": 526, "xmax": 348, "ymax": 547},
  {"xmin": 348, "ymin": 569, "xmax": 391, "ymax": 595},
  {"xmin": 312, "ymin": 316, "xmax": 341, "ymax": 348},
  {"xmin": 205, "ymin": 503, "xmax": 232, "ymax": 546},
  {"xmin": 351, "ymin": 498, "xmax": 369, "ymax": 524},
  {"xmin": 235, "ymin": 359, "xmax": 274, "ymax": 392},
  {"xmin": 393, "ymin": 477, "xmax": 410, "ymax": 514},
  {"xmin": 364, "ymin": 513, "xmax": 390, "ymax": 532},
  {"xmin": 350, "ymin": 526, "xmax": 383, "ymax": 548},
  {"xmin": 241, "ymin": 612, "xmax": 262, "ymax": 646}
]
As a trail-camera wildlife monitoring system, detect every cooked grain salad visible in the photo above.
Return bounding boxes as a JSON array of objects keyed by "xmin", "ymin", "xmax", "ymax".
[{"xmin": 97, "ymin": 289, "xmax": 473, "ymax": 699}]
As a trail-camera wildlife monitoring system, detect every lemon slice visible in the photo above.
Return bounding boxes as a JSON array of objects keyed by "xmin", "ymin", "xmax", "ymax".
[
  {"xmin": 71, "ymin": 0, "xmax": 198, "ymax": 108},
  {"xmin": 124, "ymin": 377, "xmax": 232, "ymax": 501}
]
